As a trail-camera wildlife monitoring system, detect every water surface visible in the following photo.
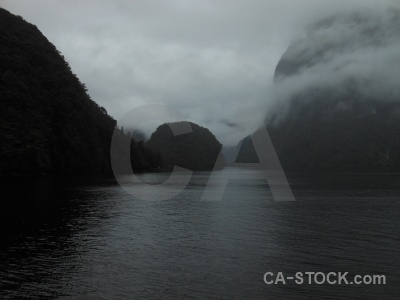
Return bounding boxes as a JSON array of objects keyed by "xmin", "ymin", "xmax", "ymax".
[{"xmin": 1, "ymin": 169, "xmax": 400, "ymax": 299}]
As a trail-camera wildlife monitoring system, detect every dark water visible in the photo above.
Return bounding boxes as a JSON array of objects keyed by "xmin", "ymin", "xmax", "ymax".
[{"xmin": 1, "ymin": 169, "xmax": 400, "ymax": 299}]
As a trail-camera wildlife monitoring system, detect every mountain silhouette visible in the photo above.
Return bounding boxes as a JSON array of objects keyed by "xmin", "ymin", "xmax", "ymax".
[
  {"xmin": 146, "ymin": 122, "xmax": 224, "ymax": 171},
  {"xmin": 0, "ymin": 8, "xmax": 159, "ymax": 175}
]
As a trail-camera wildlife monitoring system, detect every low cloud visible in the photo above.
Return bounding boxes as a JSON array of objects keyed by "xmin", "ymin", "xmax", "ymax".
[
  {"xmin": 1, "ymin": 0, "xmax": 398, "ymax": 145},
  {"xmin": 274, "ymin": 5, "xmax": 400, "ymax": 118}
]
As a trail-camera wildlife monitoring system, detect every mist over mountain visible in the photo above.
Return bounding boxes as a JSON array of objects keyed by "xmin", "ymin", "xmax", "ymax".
[
  {"xmin": 273, "ymin": 7, "xmax": 400, "ymax": 104},
  {"xmin": 131, "ymin": 130, "xmax": 147, "ymax": 142},
  {"xmin": 146, "ymin": 122, "xmax": 224, "ymax": 171},
  {"xmin": 238, "ymin": 7, "xmax": 400, "ymax": 171}
]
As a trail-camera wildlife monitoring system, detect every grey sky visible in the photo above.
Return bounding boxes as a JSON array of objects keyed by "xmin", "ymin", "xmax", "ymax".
[{"xmin": 1, "ymin": 0, "xmax": 396, "ymax": 145}]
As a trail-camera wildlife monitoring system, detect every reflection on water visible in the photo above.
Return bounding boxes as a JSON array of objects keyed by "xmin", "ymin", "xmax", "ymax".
[{"xmin": 1, "ymin": 169, "xmax": 400, "ymax": 299}]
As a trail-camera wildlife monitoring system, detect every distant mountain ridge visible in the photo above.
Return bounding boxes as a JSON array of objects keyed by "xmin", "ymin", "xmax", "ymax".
[{"xmin": 146, "ymin": 122, "xmax": 224, "ymax": 171}]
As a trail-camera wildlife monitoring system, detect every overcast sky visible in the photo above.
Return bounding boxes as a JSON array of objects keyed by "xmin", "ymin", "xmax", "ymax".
[{"xmin": 1, "ymin": 0, "xmax": 396, "ymax": 145}]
